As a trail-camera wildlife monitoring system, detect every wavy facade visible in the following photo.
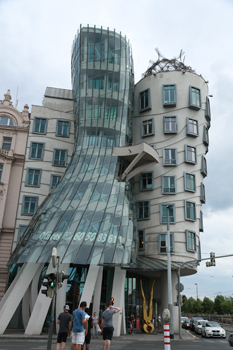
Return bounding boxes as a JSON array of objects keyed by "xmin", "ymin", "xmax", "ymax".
[{"xmin": 10, "ymin": 25, "xmax": 136, "ymax": 267}]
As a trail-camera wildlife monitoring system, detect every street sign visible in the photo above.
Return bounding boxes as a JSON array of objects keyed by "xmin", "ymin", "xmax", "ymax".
[{"xmin": 175, "ymin": 283, "xmax": 184, "ymax": 293}]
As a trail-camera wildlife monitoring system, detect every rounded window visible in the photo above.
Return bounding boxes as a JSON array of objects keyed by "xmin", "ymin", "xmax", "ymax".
[{"xmin": 0, "ymin": 117, "xmax": 14, "ymax": 126}]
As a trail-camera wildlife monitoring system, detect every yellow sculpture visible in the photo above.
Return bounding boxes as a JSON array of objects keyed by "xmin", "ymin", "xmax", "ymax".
[{"xmin": 140, "ymin": 279, "xmax": 155, "ymax": 333}]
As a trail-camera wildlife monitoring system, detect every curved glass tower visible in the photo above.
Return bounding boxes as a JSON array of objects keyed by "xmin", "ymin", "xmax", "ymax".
[{"xmin": 10, "ymin": 25, "xmax": 136, "ymax": 267}]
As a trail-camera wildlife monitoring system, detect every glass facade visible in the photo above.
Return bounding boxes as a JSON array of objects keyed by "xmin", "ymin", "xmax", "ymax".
[{"xmin": 10, "ymin": 25, "xmax": 137, "ymax": 268}]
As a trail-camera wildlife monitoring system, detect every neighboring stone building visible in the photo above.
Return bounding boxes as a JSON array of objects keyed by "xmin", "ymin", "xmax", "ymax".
[
  {"xmin": 12, "ymin": 87, "xmax": 75, "ymax": 251},
  {"xmin": 0, "ymin": 90, "xmax": 30, "ymax": 300}
]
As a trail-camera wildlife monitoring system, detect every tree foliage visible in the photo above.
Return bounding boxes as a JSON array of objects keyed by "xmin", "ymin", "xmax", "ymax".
[{"xmin": 181, "ymin": 295, "xmax": 233, "ymax": 315}]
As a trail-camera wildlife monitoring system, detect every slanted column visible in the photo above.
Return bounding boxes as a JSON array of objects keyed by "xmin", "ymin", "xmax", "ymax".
[{"xmin": 112, "ymin": 267, "xmax": 126, "ymax": 336}]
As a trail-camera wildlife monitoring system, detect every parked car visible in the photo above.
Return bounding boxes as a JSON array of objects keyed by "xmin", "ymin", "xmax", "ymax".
[
  {"xmin": 181, "ymin": 317, "xmax": 190, "ymax": 325},
  {"xmin": 201, "ymin": 321, "xmax": 226, "ymax": 338},
  {"xmin": 190, "ymin": 316, "xmax": 203, "ymax": 331},
  {"xmin": 228, "ymin": 333, "xmax": 233, "ymax": 346},
  {"xmin": 182, "ymin": 319, "xmax": 191, "ymax": 329},
  {"xmin": 194, "ymin": 320, "xmax": 208, "ymax": 334}
]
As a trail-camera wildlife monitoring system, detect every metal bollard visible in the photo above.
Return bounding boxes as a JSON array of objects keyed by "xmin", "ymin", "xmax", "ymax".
[{"xmin": 163, "ymin": 322, "xmax": 171, "ymax": 350}]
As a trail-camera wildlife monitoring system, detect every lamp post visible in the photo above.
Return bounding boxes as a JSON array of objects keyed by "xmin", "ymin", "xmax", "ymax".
[
  {"xmin": 166, "ymin": 205, "xmax": 174, "ymax": 339},
  {"xmin": 195, "ymin": 283, "xmax": 198, "ymax": 300}
]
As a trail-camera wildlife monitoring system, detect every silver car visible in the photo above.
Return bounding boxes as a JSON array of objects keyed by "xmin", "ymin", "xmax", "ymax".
[{"xmin": 194, "ymin": 320, "xmax": 208, "ymax": 334}]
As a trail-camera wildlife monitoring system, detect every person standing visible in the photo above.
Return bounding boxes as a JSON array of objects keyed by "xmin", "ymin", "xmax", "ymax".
[
  {"xmin": 81, "ymin": 308, "xmax": 93, "ymax": 350},
  {"xmin": 92, "ymin": 311, "xmax": 99, "ymax": 338},
  {"xmin": 102, "ymin": 302, "xmax": 120, "ymax": 350},
  {"xmin": 157, "ymin": 313, "xmax": 161, "ymax": 330},
  {"xmin": 71, "ymin": 301, "xmax": 87, "ymax": 350},
  {"xmin": 56, "ymin": 305, "xmax": 72, "ymax": 350}
]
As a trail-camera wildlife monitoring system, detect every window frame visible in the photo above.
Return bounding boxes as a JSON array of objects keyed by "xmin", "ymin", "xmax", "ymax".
[
  {"xmin": 139, "ymin": 88, "xmax": 151, "ymax": 112},
  {"xmin": 162, "ymin": 175, "xmax": 177, "ymax": 194},
  {"xmin": 29, "ymin": 142, "xmax": 45, "ymax": 160},
  {"xmin": 141, "ymin": 118, "xmax": 155, "ymax": 137},
  {"xmin": 201, "ymin": 156, "xmax": 207, "ymax": 177},
  {"xmin": 185, "ymin": 145, "xmax": 197, "ymax": 164},
  {"xmin": 200, "ymin": 182, "xmax": 206, "ymax": 203},
  {"xmin": 2, "ymin": 137, "xmax": 12, "ymax": 150},
  {"xmin": 185, "ymin": 200, "xmax": 196, "ymax": 221},
  {"xmin": 205, "ymin": 96, "xmax": 211, "ymax": 123},
  {"xmin": 56, "ymin": 120, "xmax": 70, "ymax": 137},
  {"xmin": 158, "ymin": 232, "xmax": 175, "ymax": 254},
  {"xmin": 21, "ymin": 195, "xmax": 39, "ymax": 216},
  {"xmin": 162, "ymin": 84, "xmax": 177, "ymax": 107},
  {"xmin": 203, "ymin": 125, "xmax": 209, "ymax": 146},
  {"xmin": 160, "ymin": 203, "xmax": 176, "ymax": 224},
  {"xmin": 140, "ymin": 172, "xmax": 154, "ymax": 191},
  {"xmin": 186, "ymin": 117, "xmax": 199, "ymax": 137},
  {"xmin": 138, "ymin": 229, "xmax": 146, "ymax": 251},
  {"xmin": 32, "ymin": 117, "xmax": 48, "ymax": 135},
  {"xmin": 0, "ymin": 163, "xmax": 3, "ymax": 182},
  {"xmin": 163, "ymin": 116, "xmax": 177, "ymax": 134},
  {"xmin": 184, "ymin": 172, "xmax": 196, "ymax": 192},
  {"xmin": 0, "ymin": 117, "xmax": 14, "ymax": 126},
  {"xmin": 189, "ymin": 86, "xmax": 202, "ymax": 110},
  {"xmin": 50, "ymin": 174, "xmax": 62, "ymax": 190},
  {"xmin": 185, "ymin": 229, "xmax": 196, "ymax": 252},
  {"xmin": 25, "ymin": 168, "xmax": 42, "ymax": 187},
  {"xmin": 163, "ymin": 148, "xmax": 177, "ymax": 166},
  {"xmin": 137, "ymin": 200, "xmax": 150, "ymax": 220},
  {"xmin": 52, "ymin": 149, "xmax": 68, "ymax": 167},
  {"xmin": 199, "ymin": 210, "xmax": 204, "ymax": 232}
]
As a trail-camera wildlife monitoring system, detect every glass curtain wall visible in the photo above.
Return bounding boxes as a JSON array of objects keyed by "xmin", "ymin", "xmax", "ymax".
[{"xmin": 9, "ymin": 25, "xmax": 137, "ymax": 269}]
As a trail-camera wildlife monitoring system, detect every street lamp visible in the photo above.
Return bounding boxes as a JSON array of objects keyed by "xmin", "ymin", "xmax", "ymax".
[
  {"xmin": 166, "ymin": 205, "xmax": 174, "ymax": 339},
  {"xmin": 195, "ymin": 283, "xmax": 198, "ymax": 300}
]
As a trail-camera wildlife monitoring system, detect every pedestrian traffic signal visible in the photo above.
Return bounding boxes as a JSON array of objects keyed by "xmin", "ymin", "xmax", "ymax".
[
  {"xmin": 58, "ymin": 271, "xmax": 69, "ymax": 289},
  {"xmin": 110, "ymin": 297, "xmax": 114, "ymax": 305},
  {"xmin": 41, "ymin": 273, "xmax": 56, "ymax": 298}
]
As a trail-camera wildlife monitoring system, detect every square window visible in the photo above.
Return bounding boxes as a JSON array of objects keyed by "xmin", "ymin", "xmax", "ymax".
[
  {"xmin": 141, "ymin": 118, "xmax": 154, "ymax": 137},
  {"xmin": 33, "ymin": 117, "xmax": 48, "ymax": 134},
  {"xmin": 29, "ymin": 142, "xmax": 45, "ymax": 160},
  {"xmin": 186, "ymin": 230, "xmax": 196, "ymax": 252},
  {"xmin": 203, "ymin": 125, "xmax": 209, "ymax": 146},
  {"xmin": 185, "ymin": 200, "xmax": 196, "ymax": 221},
  {"xmin": 56, "ymin": 120, "xmax": 70, "ymax": 137},
  {"xmin": 139, "ymin": 230, "xmax": 145, "ymax": 251},
  {"xmin": 163, "ymin": 84, "xmax": 176, "ymax": 107},
  {"xmin": 199, "ymin": 210, "xmax": 204, "ymax": 232},
  {"xmin": 163, "ymin": 116, "xmax": 177, "ymax": 133},
  {"xmin": 50, "ymin": 174, "xmax": 62, "ymax": 190},
  {"xmin": 139, "ymin": 89, "xmax": 151, "ymax": 112},
  {"xmin": 189, "ymin": 86, "xmax": 201, "ymax": 110},
  {"xmin": 163, "ymin": 148, "xmax": 177, "ymax": 166},
  {"xmin": 186, "ymin": 118, "xmax": 199, "ymax": 137},
  {"xmin": 137, "ymin": 201, "xmax": 150, "ymax": 220},
  {"xmin": 160, "ymin": 204, "xmax": 175, "ymax": 224},
  {"xmin": 159, "ymin": 233, "xmax": 174, "ymax": 254},
  {"xmin": 22, "ymin": 196, "xmax": 38, "ymax": 215},
  {"xmin": 200, "ymin": 182, "xmax": 205, "ymax": 203},
  {"xmin": 0, "ymin": 164, "xmax": 3, "ymax": 182},
  {"xmin": 201, "ymin": 156, "xmax": 207, "ymax": 177},
  {"xmin": 2, "ymin": 137, "xmax": 12, "ymax": 150},
  {"xmin": 140, "ymin": 172, "xmax": 153, "ymax": 191},
  {"xmin": 26, "ymin": 168, "xmax": 42, "ymax": 187},
  {"xmin": 185, "ymin": 145, "xmax": 197, "ymax": 164},
  {"xmin": 53, "ymin": 149, "xmax": 67, "ymax": 167},
  {"xmin": 184, "ymin": 172, "xmax": 196, "ymax": 192},
  {"xmin": 162, "ymin": 175, "xmax": 176, "ymax": 194}
]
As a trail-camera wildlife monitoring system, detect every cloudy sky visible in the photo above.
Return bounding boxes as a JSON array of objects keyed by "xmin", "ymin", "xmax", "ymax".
[{"xmin": 1, "ymin": 0, "xmax": 233, "ymax": 301}]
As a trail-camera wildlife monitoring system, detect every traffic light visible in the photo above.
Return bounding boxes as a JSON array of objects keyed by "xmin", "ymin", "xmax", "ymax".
[
  {"xmin": 181, "ymin": 295, "xmax": 186, "ymax": 305},
  {"xmin": 110, "ymin": 297, "xmax": 114, "ymax": 306},
  {"xmin": 41, "ymin": 273, "xmax": 56, "ymax": 298},
  {"xmin": 206, "ymin": 252, "xmax": 216, "ymax": 267},
  {"xmin": 58, "ymin": 271, "xmax": 69, "ymax": 289}
]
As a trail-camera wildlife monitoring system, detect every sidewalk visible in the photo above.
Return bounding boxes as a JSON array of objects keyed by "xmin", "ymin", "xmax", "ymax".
[{"xmin": 0, "ymin": 327, "xmax": 195, "ymax": 342}]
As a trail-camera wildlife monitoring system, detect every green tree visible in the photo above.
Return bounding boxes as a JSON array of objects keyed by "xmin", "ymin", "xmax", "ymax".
[
  {"xmin": 221, "ymin": 297, "xmax": 233, "ymax": 314},
  {"xmin": 194, "ymin": 298, "xmax": 203, "ymax": 314},
  {"xmin": 214, "ymin": 295, "xmax": 225, "ymax": 314},
  {"xmin": 182, "ymin": 296, "xmax": 196, "ymax": 314},
  {"xmin": 202, "ymin": 297, "xmax": 214, "ymax": 314}
]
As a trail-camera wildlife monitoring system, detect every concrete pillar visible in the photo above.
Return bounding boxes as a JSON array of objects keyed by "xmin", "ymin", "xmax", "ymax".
[
  {"xmin": 22, "ymin": 287, "xmax": 30, "ymax": 330},
  {"xmin": 80, "ymin": 265, "xmax": 101, "ymax": 308},
  {"xmin": 56, "ymin": 263, "xmax": 70, "ymax": 333},
  {"xmin": 92, "ymin": 266, "xmax": 103, "ymax": 317},
  {"xmin": 160, "ymin": 270, "xmax": 178, "ymax": 333},
  {"xmin": 0, "ymin": 263, "xmax": 41, "ymax": 334},
  {"xmin": 112, "ymin": 267, "xmax": 126, "ymax": 336}
]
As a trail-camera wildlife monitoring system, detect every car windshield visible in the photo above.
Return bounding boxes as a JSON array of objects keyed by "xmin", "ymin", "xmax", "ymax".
[
  {"xmin": 198, "ymin": 321, "xmax": 206, "ymax": 325},
  {"xmin": 206, "ymin": 322, "xmax": 220, "ymax": 327}
]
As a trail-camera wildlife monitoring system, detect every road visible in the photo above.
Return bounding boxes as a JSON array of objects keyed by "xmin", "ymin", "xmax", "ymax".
[{"xmin": 0, "ymin": 334, "xmax": 231, "ymax": 350}]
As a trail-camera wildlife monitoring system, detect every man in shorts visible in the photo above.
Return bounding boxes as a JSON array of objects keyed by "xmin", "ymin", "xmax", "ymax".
[
  {"xmin": 71, "ymin": 301, "xmax": 87, "ymax": 350},
  {"xmin": 102, "ymin": 302, "xmax": 120, "ymax": 350},
  {"xmin": 56, "ymin": 305, "xmax": 72, "ymax": 350}
]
